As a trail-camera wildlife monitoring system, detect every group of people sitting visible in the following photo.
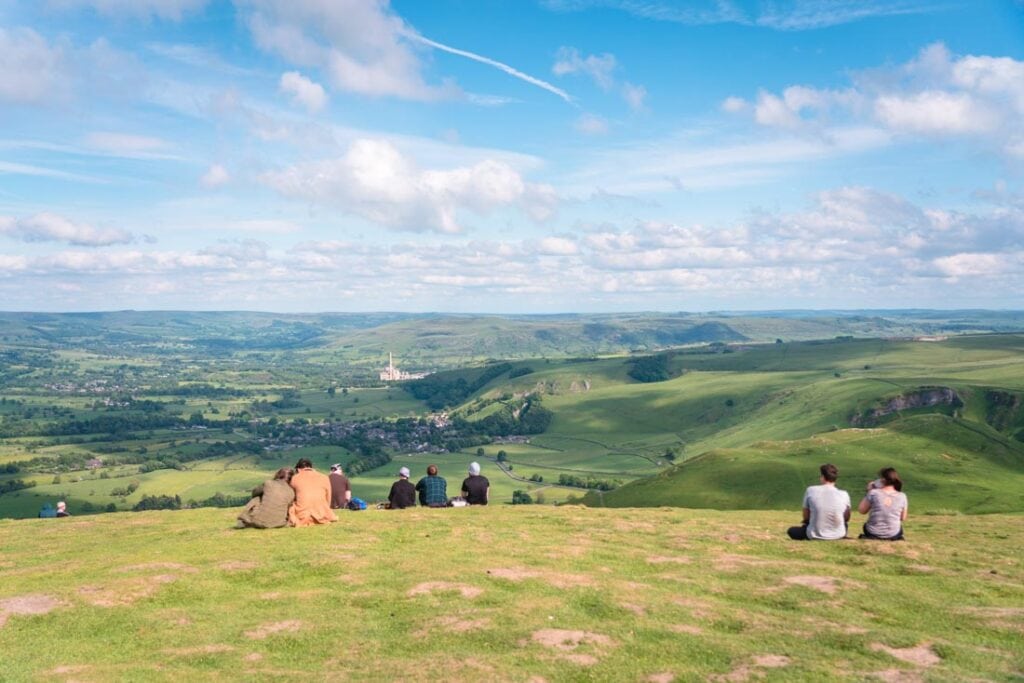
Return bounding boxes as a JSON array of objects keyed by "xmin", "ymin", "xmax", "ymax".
[
  {"xmin": 787, "ymin": 463, "xmax": 908, "ymax": 541},
  {"xmin": 38, "ymin": 501, "xmax": 70, "ymax": 518},
  {"xmin": 236, "ymin": 459, "xmax": 491, "ymax": 529}
]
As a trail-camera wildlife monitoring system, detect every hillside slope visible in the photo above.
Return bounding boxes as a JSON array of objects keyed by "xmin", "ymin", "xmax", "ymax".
[{"xmin": 1, "ymin": 507, "xmax": 1021, "ymax": 681}]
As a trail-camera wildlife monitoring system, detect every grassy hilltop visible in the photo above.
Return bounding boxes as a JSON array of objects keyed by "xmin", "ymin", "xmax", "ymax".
[{"xmin": 1, "ymin": 507, "xmax": 1021, "ymax": 682}]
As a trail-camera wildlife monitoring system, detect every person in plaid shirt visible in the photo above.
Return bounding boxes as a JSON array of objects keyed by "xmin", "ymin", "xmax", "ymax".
[{"xmin": 415, "ymin": 464, "xmax": 448, "ymax": 507}]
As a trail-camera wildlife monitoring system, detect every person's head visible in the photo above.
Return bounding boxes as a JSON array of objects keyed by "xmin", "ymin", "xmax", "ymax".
[
  {"xmin": 294, "ymin": 458, "xmax": 313, "ymax": 470},
  {"xmin": 819, "ymin": 463, "xmax": 839, "ymax": 483},
  {"xmin": 398, "ymin": 466, "xmax": 410, "ymax": 479},
  {"xmin": 330, "ymin": 463, "xmax": 342, "ymax": 474},
  {"xmin": 468, "ymin": 462, "xmax": 481, "ymax": 476},
  {"xmin": 56, "ymin": 501, "xmax": 66, "ymax": 512},
  {"xmin": 878, "ymin": 467, "xmax": 903, "ymax": 492},
  {"xmin": 427, "ymin": 464, "xmax": 438, "ymax": 476},
  {"xmin": 274, "ymin": 467, "xmax": 291, "ymax": 481}
]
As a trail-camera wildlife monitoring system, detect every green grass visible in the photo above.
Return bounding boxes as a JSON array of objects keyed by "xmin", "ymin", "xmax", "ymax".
[
  {"xmin": 0, "ymin": 507, "xmax": 1021, "ymax": 681},
  {"xmin": 590, "ymin": 415, "xmax": 1024, "ymax": 513}
]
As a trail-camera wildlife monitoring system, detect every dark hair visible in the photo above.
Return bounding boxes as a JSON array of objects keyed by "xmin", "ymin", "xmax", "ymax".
[
  {"xmin": 294, "ymin": 458, "xmax": 313, "ymax": 470},
  {"xmin": 427, "ymin": 464, "xmax": 438, "ymax": 476},
  {"xmin": 879, "ymin": 467, "xmax": 903, "ymax": 492},
  {"xmin": 274, "ymin": 467, "xmax": 292, "ymax": 481},
  {"xmin": 820, "ymin": 463, "xmax": 838, "ymax": 483}
]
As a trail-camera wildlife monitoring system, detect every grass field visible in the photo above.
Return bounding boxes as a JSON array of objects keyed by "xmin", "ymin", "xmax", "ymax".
[{"xmin": 0, "ymin": 507, "xmax": 1020, "ymax": 681}]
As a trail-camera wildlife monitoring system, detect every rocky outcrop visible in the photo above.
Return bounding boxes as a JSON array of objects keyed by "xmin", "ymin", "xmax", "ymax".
[{"xmin": 850, "ymin": 387, "xmax": 961, "ymax": 427}]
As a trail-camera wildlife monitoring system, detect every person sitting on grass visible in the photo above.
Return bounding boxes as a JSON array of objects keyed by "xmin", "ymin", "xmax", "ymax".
[
  {"xmin": 415, "ymin": 464, "xmax": 448, "ymax": 508},
  {"xmin": 787, "ymin": 463, "xmax": 850, "ymax": 541},
  {"xmin": 56, "ymin": 501, "xmax": 70, "ymax": 517},
  {"xmin": 461, "ymin": 461, "xmax": 490, "ymax": 505},
  {"xmin": 288, "ymin": 458, "xmax": 338, "ymax": 527},
  {"xmin": 857, "ymin": 467, "xmax": 907, "ymax": 541},
  {"xmin": 329, "ymin": 463, "xmax": 351, "ymax": 510},
  {"xmin": 388, "ymin": 466, "xmax": 416, "ymax": 509},
  {"xmin": 237, "ymin": 468, "xmax": 294, "ymax": 529}
]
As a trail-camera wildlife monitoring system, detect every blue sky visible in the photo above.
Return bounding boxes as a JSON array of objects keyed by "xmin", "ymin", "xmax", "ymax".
[{"xmin": 0, "ymin": 0, "xmax": 1022, "ymax": 313}]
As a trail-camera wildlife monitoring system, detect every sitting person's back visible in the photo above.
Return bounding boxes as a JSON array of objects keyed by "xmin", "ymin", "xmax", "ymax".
[
  {"xmin": 388, "ymin": 467, "xmax": 416, "ymax": 509},
  {"xmin": 461, "ymin": 462, "xmax": 489, "ymax": 505},
  {"xmin": 415, "ymin": 464, "xmax": 447, "ymax": 507},
  {"xmin": 858, "ymin": 467, "xmax": 908, "ymax": 540},
  {"xmin": 288, "ymin": 459, "xmax": 338, "ymax": 527},
  {"xmin": 237, "ymin": 468, "xmax": 295, "ymax": 529},
  {"xmin": 788, "ymin": 463, "xmax": 851, "ymax": 541}
]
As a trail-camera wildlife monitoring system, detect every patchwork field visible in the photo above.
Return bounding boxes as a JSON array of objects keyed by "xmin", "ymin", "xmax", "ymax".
[{"xmin": 1, "ymin": 507, "xmax": 1021, "ymax": 681}]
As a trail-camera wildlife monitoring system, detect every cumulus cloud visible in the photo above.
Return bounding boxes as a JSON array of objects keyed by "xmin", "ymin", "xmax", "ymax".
[
  {"xmin": 240, "ymin": 0, "xmax": 450, "ymax": 101},
  {"xmin": 279, "ymin": 70, "xmax": 328, "ymax": 112},
  {"xmin": 200, "ymin": 164, "xmax": 231, "ymax": 188},
  {"xmin": 739, "ymin": 43, "xmax": 1024, "ymax": 155},
  {"xmin": 260, "ymin": 138, "xmax": 557, "ymax": 232},
  {"xmin": 0, "ymin": 213, "xmax": 135, "ymax": 246},
  {"xmin": 575, "ymin": 113, "xmax": 610, "ymax": 136},
  {"xmin": 0, "ymin": 27, "xmax": 68, "ymax": 105},
  {"xmin": 552, "ymin": 47, "xmax": 617, "ymax": 90}
]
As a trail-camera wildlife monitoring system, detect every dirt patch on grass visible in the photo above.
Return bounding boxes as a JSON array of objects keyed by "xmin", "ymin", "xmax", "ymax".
[
  {"xmin": 869, "ymin": 642, "xmax": 941, "ymax": 667},
  {"xmin": 0, "ymin": 594, "xmax": 65, "ymax": 627},
  {"xmin": 709, "ymin": 654, "xmax": 791, "ymax": 682},
  {"xmin": 244, "ymin": 653, "xmax": 263, "ymax": 662},
  {"xmin": 79, "ymin": 574, "xmax": 179, "ymax": 607},
  {"xmin": 49, "ymin": 664, "xmax": 91, "ymax": 675},
  {"xmin": 870, "ymin": 670, "xmax": 923, "ymax": 682},
  {"xmin": 646, "ymin": 555, "xmax": 691, "ymax": 565},
  {"xmin": 783, "ymin": 575, "xmax": 864, "ymax": 595},
  {"xmin": 119, "ymin": 562, "xmax": 197, "ymax": 573},
  {"xmin": 217, "ymin": 560, "xmax": 259, "ymax": 571},
  {"xmin": 408, "ymin": 582, "xmax": 483, "ymax": 599},
  {"xmin": 486, "ymin": 567, "xmax": 595, "ymax": 589},
  {"xmin": 668, "ymin": 624, "xmax": 703, "ymax": 635},
  {"xmin": 414, "ymin": 615, "xmax": 491, "ymax": 637},
  {"xmin": 713, "ymin": 554, "xmax": 774, "ymax": 572},
  {"xmin": 162, "ymin": 644, "xmax": 235, "ymax": 656},
  {"xmin": 646, "ymin": 673, "xmax": 675, "ymax": 683},
  {"xmin": 620, "ymin": 601, "xmax": 646, "ymax": 616},
  {"xmin": 532, "ymin": 628, "xmax": 614, "ymax": 651},
  {"xmin": 244, "ymin": 620, "xmax": 304, "ymax": 640}
]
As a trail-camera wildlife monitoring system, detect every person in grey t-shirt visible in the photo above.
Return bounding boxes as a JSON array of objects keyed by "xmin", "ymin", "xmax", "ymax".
[
  {"xmin": 857, "ymin": 467, "xmax": 907, "ymax": 540},
  {"xmin": 787, "ymin": 463, "xmax": 851, "ymax": 540}
]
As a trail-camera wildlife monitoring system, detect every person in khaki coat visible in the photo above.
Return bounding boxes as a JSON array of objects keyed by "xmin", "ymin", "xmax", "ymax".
[
  {"xmin": 288, "ymin": 458, "xmax": 337, "ymax": 527},
  {"xmin": 237, "ymin": 468, "xmax": 295, "ymax": 529}
]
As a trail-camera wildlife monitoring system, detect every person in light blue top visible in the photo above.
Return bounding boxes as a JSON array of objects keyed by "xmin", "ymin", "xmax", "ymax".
[
  {"xmin": 858, "ymin": 467, "xmax": 907, "ymax": 541},
  {"xmin": 787, "ymin": 463, "xmax": 851, "ymax": 540}
]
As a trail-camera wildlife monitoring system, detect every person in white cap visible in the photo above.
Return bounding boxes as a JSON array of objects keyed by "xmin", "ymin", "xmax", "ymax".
[
  {"xmin": 461, "ymin": 462, "xmax": 489, "ymax": 506},
  {"xmin": 388, "ymin": 466, "xmax": 416, "ymax": 509}
]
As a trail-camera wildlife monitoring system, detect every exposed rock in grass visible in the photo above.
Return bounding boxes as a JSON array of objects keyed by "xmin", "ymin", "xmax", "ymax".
[
  {"xmin": 407, "ymin": 582, "xmax": 483, "ymax": 598},
  {"xmin": 244, "ymin": 620, "xmax": 304, "ymax": 640},
  {"xmin": 869, "ymin": 642, "xmax": 941, "ymax": 667}
]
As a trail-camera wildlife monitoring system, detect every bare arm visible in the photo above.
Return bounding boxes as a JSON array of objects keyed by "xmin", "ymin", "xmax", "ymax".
[
  {"xmin": 801, "ymin": 507, "xmax": 810, "ymax": 524},
  {"xmin": 857, "ymin": 497, "xmax": 870, "ymax": 515},
  {"xmin": 844, "ymin": 506, "xmax": 851, "ymax": 523}
]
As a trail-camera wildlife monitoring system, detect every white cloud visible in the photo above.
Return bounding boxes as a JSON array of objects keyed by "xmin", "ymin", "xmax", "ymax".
[
  {"xmin": 84, "ymin": 131, "xmax": 174, "ymax": 157},
  {"xmin": 0, "ymin": 213, "xmax": 135, "ymax": 246},
  {"xmin": 721, "ymin": 96, "xmax": 747, "ymax": 113},
  {"xmin": 279, "ymin": 71, "xmax": 328, "ymax": 112},
  {"xmin": 575, "ymin": 113, "xmax": 610, "ymax": 136},
  {"xmin": 552, "ymin": 47, "xmax": 617, "ymax": 90},
  {"xmin": 621, "ymin": 81, "xmax": 647, "ymax": 111},
  {"xmin": 200, "ymin": 164, "xmax": 231, "ymax": 188},
  {"xmin": 540, "ymin": 0, "xmax": 940, "ymax": 31},
  {"xmin": 741, "ymin": 43, "xmax": 1024, "ymax": 156},
  {"xmin": 45, "ymin": 0, "xmax": 209, "ymax": 21},
  {"xmin": 535, "ymin": 236, "xmax": 579, "ymax": 255},
  {"xmin": 0, "ymin": 27, "xmax": 67, "ymax": 105},
  {"xmin": 260, "ymin": 138, "xmax": 557, "ymax": 233},
  {"xmin": 242, "ymin": 0, "xmax": 444, "ymax": 100}
]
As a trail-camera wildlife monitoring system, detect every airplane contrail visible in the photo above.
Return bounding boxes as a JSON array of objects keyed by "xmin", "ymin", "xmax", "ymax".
[{"xmin": 406, "ymin": 32, "xmax": 574, "ymax": 105}]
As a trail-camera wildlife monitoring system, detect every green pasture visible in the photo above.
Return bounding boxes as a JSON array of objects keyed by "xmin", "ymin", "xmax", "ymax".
[
  {"xmin": 1, "ymin": 507, "xmax": 1021, "ymax": 681},
  {"xmin": 591, "ymin": 415, "xmax": 1024, "ymax": 513}
]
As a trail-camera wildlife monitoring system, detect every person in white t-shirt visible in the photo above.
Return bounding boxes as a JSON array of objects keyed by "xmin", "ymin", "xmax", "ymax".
[{"xmin": 787, "ymin": 463, "xmax": 850, "ymax": 540}]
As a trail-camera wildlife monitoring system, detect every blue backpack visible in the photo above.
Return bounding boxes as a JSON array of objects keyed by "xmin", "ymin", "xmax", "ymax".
[{"xmin": 347, "ymin": 497, "xmax": 367, "ymax": 511}]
